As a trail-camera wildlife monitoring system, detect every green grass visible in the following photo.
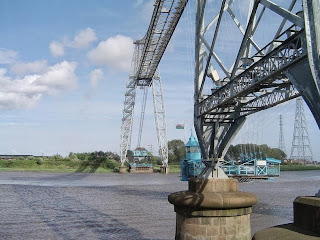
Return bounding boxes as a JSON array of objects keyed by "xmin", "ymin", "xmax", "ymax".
[
  {"xmin": 0, "ymin": 159, "xmax": 181, "ymax": 174},
  {"xmin": 150, "ymin": 164, "xmax": 181, "ymax": 174},
  {"xmin": 0, "ymin": 158, "xmax": 120, "ymax": 173},
  {"xmin": 168, "ymin": 164, "xmax": 181, "ymax": 173},
  {"xmin": 281, "ymin": 164, "xmax": 320, "ymax": 171}
]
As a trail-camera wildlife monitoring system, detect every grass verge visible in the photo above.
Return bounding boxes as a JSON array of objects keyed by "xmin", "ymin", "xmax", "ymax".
[{"xmin": 280, "ymin": 164, "xmax": 320, "ymax": 171}]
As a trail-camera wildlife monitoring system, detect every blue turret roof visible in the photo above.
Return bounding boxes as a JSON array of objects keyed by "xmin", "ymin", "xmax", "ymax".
[{"xmin": 185, "ymin": 133, "xmax": 199, "ymax": 147}]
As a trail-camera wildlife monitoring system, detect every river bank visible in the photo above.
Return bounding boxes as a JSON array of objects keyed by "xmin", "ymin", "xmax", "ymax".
[{"xmin": 0, "ymin": 159, "xmax": 319, "ymax": 173}]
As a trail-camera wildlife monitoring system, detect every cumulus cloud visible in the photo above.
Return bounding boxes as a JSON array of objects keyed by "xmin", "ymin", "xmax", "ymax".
[
  {"xmin": 50, "ymin": 41, "xmax": 65, "ymax": 57},
  {"xmin": 0, "ymin": 61, "xmax": 78, "ymax": 109},
  {"xmin": 89, "ymin": 69, "xmax": 104, "ymax": 89},
  {"xmin": 37, "ymin": 61, "xmax": 78, "ymax": 94},
  {"xmin": 49, "ymin": 28, "xmax": 97, "ymax": 57},
  {"xmin": 67, "ymin": 28, "xmax": 97, "ymax": 49},
  {"xmin": 0, "ymin": 48, "xmax": 18, "ymax": 64},
  {"xmin": 87, "ymin": 35, "xmax": 134, "ymax": 72},
  {"xmin": 10, "ymin": 60, "xmax": 48, "ymax": 76}
]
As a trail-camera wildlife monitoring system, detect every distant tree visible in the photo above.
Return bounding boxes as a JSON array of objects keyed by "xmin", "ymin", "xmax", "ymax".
[
  {"xmin": 225, "ymin": 144, "xmax": 286, "ymax": 162},
  {"xmin": 26, "ymin": 156, "xmax": 35, "ymax": 161},
  {"xmin": 168, "ymin": 139, "xmax": 185, "ymax": 164},
  {"xmin": 69, "ymin": 152, "xmax": 79, "ymax": 161},
  {"xmin": 50, "ymin": 154, "xmax": 63, "ymax": 161}
]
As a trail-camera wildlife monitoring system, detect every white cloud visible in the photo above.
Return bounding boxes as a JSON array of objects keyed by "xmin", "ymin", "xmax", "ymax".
[
  {"xmin": 89, "ymin": 69, "xmax": 104, "ymax": 89},
  {"xmin": 10, "ymin": 60, "xmax": 48, "ymax": 76},
  {"xmin": 87, "ymin": 35, "xmax": 134, "ymax": 72},
  {"xmin": 0, "ymin": 61, "xmax": 78, "ymax": 110},
  {"xmin": 0, "ymin": 92, "xmax": 42, "ymax": 109},
  {"xmin": 49, "ymin": 28, "xmax": 97, "ymax": 57},
  {"xmin": 67, "ymin": 28, "xmax": 97, "ymax": 49},
  {"xmin": 37, "ymin": 61, "xmax": 78, "ymax": 94},
  {"xmin": 0, "ymin": 48, "xmax": 18, "ymax": 64},
  {"xmin": 49, "ymin": 41, "xmax": 65, "ymax": 57}
]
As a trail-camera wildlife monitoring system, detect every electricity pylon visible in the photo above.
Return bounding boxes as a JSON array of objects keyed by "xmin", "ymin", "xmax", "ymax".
[
  {"xmin": 279, "ymin": 114, "xmax": 286, "ymax": 156},
  {"xmin": 290, "ymin": 97, "xmax": 313, "ymax": 164}
]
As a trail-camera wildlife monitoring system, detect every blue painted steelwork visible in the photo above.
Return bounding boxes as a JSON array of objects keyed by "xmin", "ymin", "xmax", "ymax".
[
  {"xmin": 180, "ymin": 134, "xmax": 281, "ymax": 181},
  {"xmin": 221, "ymin": 158, "xmax": 281, "ymax": 177},
  {"xmin": 130, "ymin": 163, "xmax": 153, "ymax": 167},
  {"xmin": 181, "ymin": 158, "xmax": 281, "ymax": 181},
  {"xmin": 133, "ymin": 147, "xmax": 149, "ymax": 157}
]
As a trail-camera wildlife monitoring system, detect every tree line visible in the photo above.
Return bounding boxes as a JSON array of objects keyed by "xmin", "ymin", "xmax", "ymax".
[{"xmin": 166, "ymin": 139, "xmax": 286, "ymax": 164}]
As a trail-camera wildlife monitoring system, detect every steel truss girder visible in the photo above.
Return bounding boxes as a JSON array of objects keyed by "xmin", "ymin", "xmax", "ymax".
[
  {"xmin": 198, "ymin": 30, "xmax": 306, "ymax": 117},
  {"xmin": 134, "ymin": 0, "xmax": 188, "ymax": 85},
  {"xmin": 203, "ymin": 83, "xmax": 299, "ymax": 122}
]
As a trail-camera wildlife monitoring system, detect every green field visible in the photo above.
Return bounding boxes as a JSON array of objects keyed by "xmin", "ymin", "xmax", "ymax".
[
  {"xmin": 0, "ymin": 158, "xmax": 121, "ymax": 173},
  {"xmin": 0, "ymin": 157, "xmax": 183, "ymax": 174}
]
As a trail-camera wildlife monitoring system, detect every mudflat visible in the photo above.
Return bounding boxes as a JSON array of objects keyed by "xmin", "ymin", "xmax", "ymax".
[{"xmin": 0, "ymin": 171, "xmax": 318, "ymax": 239}]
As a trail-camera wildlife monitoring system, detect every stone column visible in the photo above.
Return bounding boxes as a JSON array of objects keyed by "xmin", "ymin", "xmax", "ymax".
[
  {"xmin": 168, "ymin": 178, "xmax": 257, "ymax": 240},
  {"xmin": 119, "ymin": 166, "xmax": 127, "ymax": 174}
]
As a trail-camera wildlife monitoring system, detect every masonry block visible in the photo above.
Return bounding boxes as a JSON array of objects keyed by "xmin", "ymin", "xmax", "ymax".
[{"xmin": 169, "ymin": 178, "xmax": 258, "ymax": 240}]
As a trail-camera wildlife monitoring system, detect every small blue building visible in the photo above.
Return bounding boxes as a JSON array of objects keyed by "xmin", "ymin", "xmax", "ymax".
[
  {"xmin": 185, "ymin": 133, "xmax": 201, "ymax": 160},
  {"xmin": 181, "ymin": 133, "xmax": 203, "ymax": 181}
]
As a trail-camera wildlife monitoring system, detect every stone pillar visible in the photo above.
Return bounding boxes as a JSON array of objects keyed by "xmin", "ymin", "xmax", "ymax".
[
  {"xmin": 294, "ymin": 196, "xmax": 320, "ymax": 234},
  {"xmin": 160, "ymin": 166, "xmax": 169, "ymax": 174},
  {"xmin": 168, "ymin": 178, "xmax": 257, "ymax": 240},
  {"xmin": 253, "ymin": 196, "xmax": 320, "ymax": 240},
  {"xmin": 119, "ymin": 166, "xmax": 127, "ymax": 174}
]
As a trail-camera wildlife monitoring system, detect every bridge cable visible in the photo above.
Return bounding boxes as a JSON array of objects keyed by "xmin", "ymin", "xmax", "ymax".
[{"xmin": 137, "ymin": 87, "xmax": 149, "ymax": 148}]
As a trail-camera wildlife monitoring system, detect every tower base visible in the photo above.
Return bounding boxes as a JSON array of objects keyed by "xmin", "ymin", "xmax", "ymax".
[
  {"xmin": 253, "ymin": 196, "xmax": 320, "ymax": 239},
  {"xmin": 168, "ymin": 178, "xmax": 257, "ymax": 240},
  {"xmin": 119, "ymin": 166, "xmax": 127, "ymax": 174},
  {"xmin": 160, "ymin": 166, "xmax": 169, "ymax": 174}
]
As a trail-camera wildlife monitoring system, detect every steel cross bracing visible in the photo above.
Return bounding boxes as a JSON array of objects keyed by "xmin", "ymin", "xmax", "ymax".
[
  {"xmin": 120, "ymin": 0, "xmax": 188, "ymax": 167},
  {"xmin": 194, "ymin": 0, "xmax": 320, "ymax": 177}
]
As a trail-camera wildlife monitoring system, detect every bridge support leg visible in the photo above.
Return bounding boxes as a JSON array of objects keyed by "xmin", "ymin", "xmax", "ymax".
[
  {"xmin": 286, "ymin": 59, "xmax": 320, "ymax": 128},
  {"xmin": 119, "ymin": 166, "xmax": 127, "ymax": 174},
  {"xmin": 160, "ymin": 166, "xmax": 169, "ymax": 174},
  {"xmin": 168, "ymin": 178, "xmax": 257, "ymax": 240}
]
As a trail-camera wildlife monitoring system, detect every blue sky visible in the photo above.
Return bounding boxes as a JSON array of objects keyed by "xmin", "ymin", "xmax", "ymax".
[{"xmin": 0, "ymin": 0, "xmax": 319, "ymax": 161}]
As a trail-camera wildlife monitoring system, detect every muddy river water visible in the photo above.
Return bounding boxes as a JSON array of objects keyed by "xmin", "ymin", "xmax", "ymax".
[{"xmin": 0, "ymin": 170, "xmax": 319, "ymax": 239}]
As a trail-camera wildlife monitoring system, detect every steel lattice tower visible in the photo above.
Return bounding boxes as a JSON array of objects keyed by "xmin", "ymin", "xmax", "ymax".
[
  {"xmin": 279, "ymin": 115, "xmax": 286, "ymax": 155},
  {"xmin": 120, "ymin": 0, "xmax": 188, "ymax": 169},
  {"xmin": 290, "ymin": 97, "xmax": 313, "ymax": 164}
]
